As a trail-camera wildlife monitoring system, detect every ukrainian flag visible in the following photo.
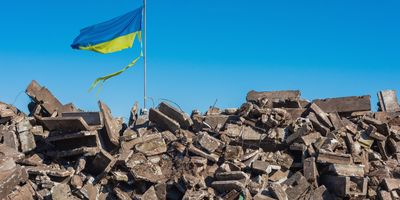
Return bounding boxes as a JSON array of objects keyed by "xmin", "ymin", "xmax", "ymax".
[
  {"xmin": 71, "ymin": 7, "xmax": 143, "ymax": 54},
  {"xmin": 71, "ymin": 7, "xmax": 143, "ymax": 91}
]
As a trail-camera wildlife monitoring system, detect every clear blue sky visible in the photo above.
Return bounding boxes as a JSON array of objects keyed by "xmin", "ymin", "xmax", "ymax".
[{"xmin": 0, "ymin": 0, "xmax": 399, "ymax": 118}]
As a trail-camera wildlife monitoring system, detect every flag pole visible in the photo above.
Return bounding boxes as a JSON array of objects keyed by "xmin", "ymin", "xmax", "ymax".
[{"xmin": 143, "ymin": 0, "xmax": 147, "ymax": 110}]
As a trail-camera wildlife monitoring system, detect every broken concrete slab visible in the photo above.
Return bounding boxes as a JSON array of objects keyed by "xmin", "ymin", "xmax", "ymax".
[
  {"xmin": 301, "ymin": 132, "xmax": 321, "ymax": 146},
  {"xmin": 224, "ymin": 145, "xmax": 244, "ymax": 161},
  {"xmin": 141, "ymin": 186, "xmax": 158, "ymax": 200},
  {"xmin": 25, "ymin": 165, "xmax": 73, "ymax": 177},
  {"xmin": 121, "ymin": 133, "xmax": 163, "ymax": 153},
  {"xmin": 317, "ymin": 149, "xmax": 352, "ymax": 165},
  {"xmin": 61, "ymin": 112, "xmax": 103, "ymax": 127},
  {"xmin": 313, "ymin": 95, "xmax": 371, "ymax": 114},
  {"xmin": 15, "ymin": 119, "xmax": 36, "ymax": 153},
  {"xmin": 269, "ymin": 183, "xmax": 288, "ymax": 200},
  {"xmin": 252, "ymin": 160, "xmax": 281, "ymax": 174},
  {"xmin": 283, "ymin": 172, "xmax": 311, "ymax": 200},
  {"xmin": 135, "ymin": 137, "xmax": 167, "ymax": 156},
  {"xmin": 309, "ymin": 103, "xmax": 333, "ymax": 128},
  {"xmin": 268, "ymin": 169, "xmax": 289, "ymax": 182},
  {"xmin": 70, "ymin": 175, "xmax": 83, "ymax": 189},
  {"xmin": 246, "ymin": 90, "xmax": 301, "ymax": 102},
  {"xmin": 149, "ymin": 108, "xmax": 180, "ymax": 133},
  {"xmin": 285, "ymin": 108, "xmax": 307, "ymax": 120},
  {"xmin": 378, "ymin": 190, "xmax": 392, "ymax": 200},
  {"xmin": 378, "ymin": 90, "xmax": 400, "ymax": 112},
  {"xmin": 0, "ymin": 107, "xmax": 15, "ymax": 122},
  {"xmin": 303, "ymin": 157, "xmax": 318, "ymax": 183},
  {"xmin": 328, "ymin": 164, "xmax": 365, "ymax": 177},
  {"xmin": 2, "ymin": 129, "xmax": 20, "ymax": 151},
  {"xmin": 307, "ymin": 112, "xmax": 330, "ymax": 136},
  {"xmin": 241, "ymin": 126, "xmax": 266, "ymax": 141},
  {"xmin": 6, "ymin": 181, "xmax": 36, "ymax": 200},
  {"xmin": 223, "ymin": 123, "xmax": 243, "ymax": 138},
  {"xmin": 328, "ymin": 112, "xmax": 345, "ymax": 130},
  {"xmin": 197, "ymin": 132, "xmax": 221, "ymax": 153},
  {"xmin": 310, "ymin": 185, "xmax": 330, "ymax": 200},
  {"xmin": 113, "ymin": 187, "xmax": 131, "ymax": 200},
  {"xmin": 46, "ymin": 131, "xmax": 100, "ymax": 158},
  {"xmin": 215, "ymin": 171, "xmax": 249, "ymax": 182},
  {"xmin": 0, "ymin": 163, "xmax": 29, "ymax": 200},
  {"xmin": 18, "ymin": 131, "xmax": 36, "ymax": 153},
  {"xmin": 129, "ymin": 160, "xmax": 166, "ymax": 183},
  {"xmin": 51, "ymin": 183, "xmax": 78, "ymax": 200},
  {"xmin": 188, "ymin": 144, "xmax": 219, "ymax": 162},
  {"xmin": 321, "ymin": 175, "xmax": 367, "ymax": 197},
  {"xmin": 204, "ymin": 115, "xmax": 239, "ymax": 131},
  {"xmin": 382, "ymin": 178, "xmax": 400, "ymax": 191},
  {"xmin": 79, "ymin": 182, "xmax": 98, "ymax": 200},
  {"xmin": 99, "ymin": 101, "xmax": 121, "ymax": 147},
  {"xmin": 211, "ymin": 180, "xmax": 245, "ymax": 193},
  {"xmin": 87, "ymin": 149, "xmax": 116, "ymax": 179},
  {"xmin": 40, "ymin": 117, "xmax": 91, "ymax": 132},
  {"xmin": 182, "ymin": 190, "xmax": 208, "ymax": 200},
  {"xmin": 26, "ymin": 80, "xmax": 75, "ymax": 116},
  {"xmin": 158, "ymin": 102, "xmax": 193, "ymax": 129},
  {"xmin": 0, "ymin": 144, "xmax": 25, "ymax": 161},
  {"xmin": 366, "ymin": 125, "xmax": 386, "ymax": 141}
]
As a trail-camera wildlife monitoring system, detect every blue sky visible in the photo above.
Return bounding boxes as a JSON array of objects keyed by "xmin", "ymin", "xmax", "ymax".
[{"xmin": 0, "ymin": 0, "xmax": 399, "ymax": 118}]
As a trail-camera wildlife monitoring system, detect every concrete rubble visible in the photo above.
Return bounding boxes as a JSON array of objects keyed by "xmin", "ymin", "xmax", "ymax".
[{"xmin": 0, "ymin": 80, "xmax": 399, "ymax": 199}]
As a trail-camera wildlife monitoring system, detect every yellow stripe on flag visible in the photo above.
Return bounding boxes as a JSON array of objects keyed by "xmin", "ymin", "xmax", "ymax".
[{"xmin": 80, "ymin": 31, "xmax": 140, "ymax": 54}]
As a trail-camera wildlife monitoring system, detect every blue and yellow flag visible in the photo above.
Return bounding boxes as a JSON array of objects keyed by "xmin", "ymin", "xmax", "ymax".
[{"xmin": 71, "ymin": 7, "xmax": 143, "ymax": 91}]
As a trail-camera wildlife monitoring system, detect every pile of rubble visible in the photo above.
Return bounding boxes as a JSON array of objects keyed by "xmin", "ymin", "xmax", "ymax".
[{"xmin": 1, "ymin": 81, "xmax": 400, "ymax": 200}]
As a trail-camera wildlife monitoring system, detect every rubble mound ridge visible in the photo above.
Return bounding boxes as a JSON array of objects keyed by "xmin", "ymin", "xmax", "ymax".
[{"xmin": 0, "ymin": 80, "xmax": 400, "ymax": 200}]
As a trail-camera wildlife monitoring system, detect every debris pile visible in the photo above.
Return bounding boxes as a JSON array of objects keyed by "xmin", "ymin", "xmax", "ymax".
[{"xmin": 1, "ymin": 80, "xmax": 400, "ymax": 200}]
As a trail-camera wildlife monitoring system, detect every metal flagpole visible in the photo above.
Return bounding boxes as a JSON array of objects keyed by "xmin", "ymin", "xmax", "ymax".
[{"xmin": 143, "ymin": 0, "xmax": 147, "ymax": 110}]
